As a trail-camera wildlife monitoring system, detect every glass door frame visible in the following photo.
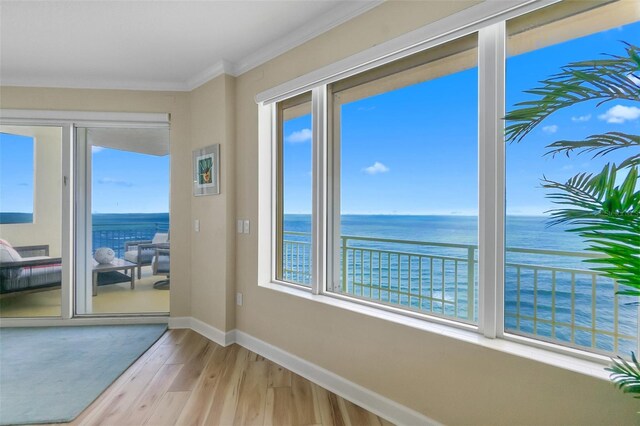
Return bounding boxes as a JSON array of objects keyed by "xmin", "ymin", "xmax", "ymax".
[
  {"xmin": 0, "ymin": 117, "xmax": 73, "ymax": 319},
  {"xmin": 74, "ymin": 121, "xmax": 171, "ymax": 317},
  {"xmin": 0, "ymin": 109, "xmax": 170, "ymax": 322}
]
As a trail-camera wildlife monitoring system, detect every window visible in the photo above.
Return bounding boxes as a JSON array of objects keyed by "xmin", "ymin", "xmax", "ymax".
[
  {"xmin": 504, "ymin": 1, "xmax": 640, "ymax": 356},
  {"xmin": 261, "ymin": 0, "xmax": 639, "ymax": 361},
  {"xmin": 328, "ymin": 34, "xmax": 479, "ymax": 323},
  {"xmin": 0, "ymin": 131, "xmax": 34, "ymax": 224},
  {"xmin": 276, "ymin": 93, "xmax": 313, "ymax": 286}
]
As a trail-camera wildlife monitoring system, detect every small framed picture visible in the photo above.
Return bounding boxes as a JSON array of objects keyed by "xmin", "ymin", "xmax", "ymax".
[{"xmin": 193, "ymin": 144, "xmax": 220, "ymax": 196}]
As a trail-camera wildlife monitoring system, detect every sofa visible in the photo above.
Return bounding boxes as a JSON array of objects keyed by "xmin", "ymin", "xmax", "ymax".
[{"xmin": 0, "ymin": 240, "xmax": 62, "ymax": 295}]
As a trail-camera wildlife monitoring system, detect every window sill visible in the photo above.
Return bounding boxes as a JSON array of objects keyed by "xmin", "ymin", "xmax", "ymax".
[{"xmin": 259, "ymin": 280, "xmax": 612, "ymax": 381}]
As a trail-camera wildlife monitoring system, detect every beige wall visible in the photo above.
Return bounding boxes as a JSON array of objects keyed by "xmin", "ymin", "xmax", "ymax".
[
  {"xmin": 0, "ymin": 126, "xmax": 63, "ymax": 256},
  {"xmin": 189, "ymin": 74, "xmax": 236, "ymax": 331},
  {"xmin": 0, "ymin": 86, "xmax": 192, "ymax": 317},
  {"xmin": 233, "ymin": 1, "xmax": 639, "ymax": 425}
]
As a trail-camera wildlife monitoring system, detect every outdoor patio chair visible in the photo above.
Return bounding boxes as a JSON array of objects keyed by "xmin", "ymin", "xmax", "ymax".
[
  {"xmin": 151, "ymin": 245, "xmax": 170, "ymax": 290},
  {"xmin": 124, "ymin": 232, "xmax": 169, "ymax": 279},
  {"xmin": 0, "ymin": 240, "xmax": 62, "ymax": 295}
]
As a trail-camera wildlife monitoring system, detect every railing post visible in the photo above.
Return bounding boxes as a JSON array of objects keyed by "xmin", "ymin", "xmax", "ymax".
[
  {"xmin": 467, "ymin": 247, "xmax": 475, "ymax": 321},
  {"xmin": 341, "ymin": 236, "xmax": 347, "ymax": 292}
]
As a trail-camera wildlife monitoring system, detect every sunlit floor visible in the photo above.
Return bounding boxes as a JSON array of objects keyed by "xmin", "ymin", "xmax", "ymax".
[{"xmin": 0, "ymin": 267, "xmax": 169, "ymax": 317}]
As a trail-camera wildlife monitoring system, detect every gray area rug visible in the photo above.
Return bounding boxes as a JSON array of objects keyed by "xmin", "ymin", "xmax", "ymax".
[{"xmin": 0, "ymin": 324, "xmax": 167, "ymax": 425}]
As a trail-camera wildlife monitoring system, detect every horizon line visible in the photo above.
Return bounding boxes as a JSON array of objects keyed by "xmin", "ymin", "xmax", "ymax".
[
  {"xmin": 1, "ymin": 211, "xmax": 553, "ymax": 217},
  {"xmin": 284, "ymin": 212, "xmax": 552, "ymax": 217}
]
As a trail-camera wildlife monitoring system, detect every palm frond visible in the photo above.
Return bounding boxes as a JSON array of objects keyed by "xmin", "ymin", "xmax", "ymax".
[
  {"xmin": 606, "ymin": 352, "xmax": 640, "ymax": 398},
  {"xmin": 619, "ymin": 154, "xmax": 640, "ymax": 170},
  {"xmin": 505, "ymin": 44, "xmax": 640, "ymax": 143},
  {"xmin": 543, "ymin": 165, "xmax": 640, "ymax": 291},
  {"xmin": 545, "ymin": 133, "xmax": 640, "ymax": 166}
]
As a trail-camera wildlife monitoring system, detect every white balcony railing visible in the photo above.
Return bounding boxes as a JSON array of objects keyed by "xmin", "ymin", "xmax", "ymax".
[{"xmin": 282, "ymin": 231, "xmax": 637, "ymax": 357}]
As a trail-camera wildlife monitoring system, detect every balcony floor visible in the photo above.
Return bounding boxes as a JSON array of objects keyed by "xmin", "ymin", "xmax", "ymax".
[{"xmin": 0, "ymin": 267, "xmax": 169, "ymax": 317}]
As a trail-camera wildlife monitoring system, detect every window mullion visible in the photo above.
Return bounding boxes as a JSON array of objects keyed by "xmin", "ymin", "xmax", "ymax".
[
  {"xmin": 327, "ymin": 86, "xmax": 342, "ymax": 296},
  {"xmin": 61, "ymin": 124, "xmax": 73, "ymax": 319},
  {"xmin": 478, "ymin": 21, "xmax": 505, "ymax": 339},
  {"xmin": 494, "ymin": 23, "xmax": 506, "ymax": 339},
  {"xmin": 311, "ymin": 86, "xmax": 327, "ymax": 295}
]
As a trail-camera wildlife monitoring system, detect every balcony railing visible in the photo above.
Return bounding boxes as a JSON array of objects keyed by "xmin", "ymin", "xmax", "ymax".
[
  {"xmin": 282, "ymin": 231, "xmax": 637, "ymax": 356},
  {"xmin": 92, "ymin": 222, "xmax": 169, "ymax": 258}
]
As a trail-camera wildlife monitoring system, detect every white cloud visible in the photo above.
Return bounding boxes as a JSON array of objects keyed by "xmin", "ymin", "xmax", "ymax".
[
  {"xmin": 571, "ymin": 114, "xmax": 591, "ymax": 122},
  {"xmin": 92, "ymin": 146, "xmax": 105, "ymax": 153},
  {"xmin": 98, "ymin": 177, "xmax": 133, "ymax": 187},
  {"xmin": 363, "ymin": 161, "xmax": 389, "ymax": 175},
  {"xmin": 598, "ymin": 105, "xmax": 640, "ymax": 124},
  {"xmin": 542, "ymin": 125, "xmax": 558, "ymax": 134},
  {"xmin": 285, "ymin": 128, "xmax": 312, "ymax": 143}
]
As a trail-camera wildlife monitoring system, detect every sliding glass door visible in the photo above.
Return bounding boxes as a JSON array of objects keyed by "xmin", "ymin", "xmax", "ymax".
[
  {"xmin": 75, "ymin": 126, "xmax": 170, "ymax": 315},
  {"xmin": 0, "ymin": 125, "xmax": 67, "ymax": 318}
]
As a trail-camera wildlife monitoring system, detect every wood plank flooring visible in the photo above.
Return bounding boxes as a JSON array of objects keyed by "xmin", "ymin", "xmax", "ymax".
[{"xmin": 54, "ymin": 329, "xmax": 393, "ymax": 426}]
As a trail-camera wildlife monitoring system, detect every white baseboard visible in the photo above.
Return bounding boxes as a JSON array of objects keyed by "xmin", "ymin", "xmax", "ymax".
[
  {"xmin": 169, "ymin": 317, "xmax": 438, "ymax": 426},
  {"xmin": 167, "ymin": 316, "xmax": 192, "ymax": 329},
  {"xmin": 168, "ymin": 316, "xmax": 234, "ymax": 347},
  {"xmin": 234, "ymin": 330, "xmax": 439, "ymax": 426},
  {"xmin": 190, "ymin": 317, "xmax": 234, "ymax": 347}
]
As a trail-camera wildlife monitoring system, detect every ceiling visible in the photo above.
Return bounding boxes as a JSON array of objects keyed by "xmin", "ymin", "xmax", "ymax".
[
  {"xmin": 88, "ymin": 128, "xmax": 170, "ymax": 156},
  {"xmin": 0, "ymin": 0, "xmax": 382, "ymax": 92}
]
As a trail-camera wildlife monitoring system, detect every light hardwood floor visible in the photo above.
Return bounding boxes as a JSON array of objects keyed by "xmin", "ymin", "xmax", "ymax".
[{"xmin": 52, "ymin": 329, "xmax": 394, "ymax": 426}]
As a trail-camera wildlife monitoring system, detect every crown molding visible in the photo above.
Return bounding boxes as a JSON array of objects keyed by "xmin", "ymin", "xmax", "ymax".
[
  {"xmin": 0, "ymin": 76, "xmax": 190, "ymax": 92},
  {"xmin": 185, "ymin": 0, "xmax": 383, "ymax": 90},
  {"xmin": 232, "ymin": 0, "xmax": 384, "ymax": 76},
  {"xmin": 185, "ymin": 59, "xmax": 236, "ymax": 91},
  {"xmin": 1, "ymin": 1, "xmax": 383, "ymax": 92}
]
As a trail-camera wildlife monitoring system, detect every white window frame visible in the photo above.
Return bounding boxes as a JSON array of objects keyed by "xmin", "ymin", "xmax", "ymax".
[
  {"xmin": 0, "ymin": 116, "xmax": 74, "ymax": 320},
  {"xmin": 0, "ymin": 132, "xmax": 36, "ymax": 224},
  {"xmin": 256, "ymin": 0, "xmax": 634, "ymax": 376}
]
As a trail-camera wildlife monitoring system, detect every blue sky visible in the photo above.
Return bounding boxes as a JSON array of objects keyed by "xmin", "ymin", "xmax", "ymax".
[
  {"xmin": 283, "ymin": 20, "xmax": 640, "ymax": 216},
  {"xmin": 91, "ymin": 147, "xmax": 169, "ymax": 213},
  {"xmin": 0, "ymin": 134, "xmax": 169, "ymax": 214},
  {"xmin": 0, "ymin": 133, "xmax": 34, "ymax": 214}
]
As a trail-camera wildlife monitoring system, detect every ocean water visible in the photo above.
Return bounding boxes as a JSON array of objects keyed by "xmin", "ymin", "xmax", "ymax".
[
  {"xmin": 93, "ymin": 212, "xmax": 170, "ymax": 228},
  {"xmin": 0, "ymin": 212, "xmax": 33, "ymax": 224},
  {"xmin": 0, "ymin": 212, "xmax": 169, "ymax": 228},
  {"xmin": 283, "ymin": 214, "xmax": 637, "ymax": 356},
  {"xmin": 0, "ymin": 213, "xmax": 170, "ymax": 258},
  {"xmin": 286, "ymin": 214, "xmax": 588, "ymax": 249},
  {"xmin": 92, "ymin": 213, "xmax": 169, "ymax": 258}
]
